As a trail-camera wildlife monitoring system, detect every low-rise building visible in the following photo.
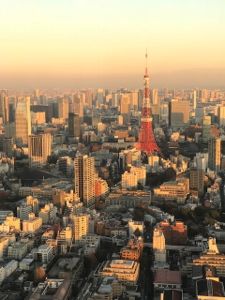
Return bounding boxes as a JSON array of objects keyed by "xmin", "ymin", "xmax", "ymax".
[
  {"xmin": 128, "ymin": 221, "xmax": 144, "ymax": 237},
  {"xmin": 81, "ymin": 234, "xmax": 100, "ymax": 256},
  {"xmin": 89, "ymin": 277, "xmax": 125, "ymax": 300},
  {"xmin": 0, "ymin": 237, "xmax": 9, "ymax": 258},
  {"xmin": 48, "ymin": 257, "xmax": 83, "ymax": 283},
  {"xmin": 95, "ymin": 178, "xmax": 109, "ymax": 198},
  {"xmin": 28, "ymin": 278, "xmax": 72, "ymax": 300},
  {"xmin": 196, "ymin": 277, "xmax": 225, "ymax": 300},
  {"xmin": 120, "ymin": 238, "xmax": 143, "ymax": 261},
  {"xmin": 154, "ymin": 269, "xmax": 182, "ymax": 291},
  {"xmin": 0, "ymin": 260, "xmax": 18, "ymax": 284},
  {"xmin": 8, "ymin": 241, "xmax": 28, "ymax": 260},
  {"xmin": 100, "ymin": 259, "xmax": 140, "ymax": 285},
  {"xmin": 157, "ymin": 221, "xmax": 188, "ymax": 245},
  {"xmin": 153, "ymin": 178, "xmax": 189, "ymax": 203},
  {"xmin": 22, "ymin": 213, "xmax": 42, "ymax": 233},
  {"xmin": 34, "ymin": 244, "xmax": 54, "ymax": 264},
  {"xmin": 39, "ymin": 203, "xmax": 57, "ymax": 224},
  {"xmin": 3, "ymin": 216, "xmax": 21, "ymax": 232}
]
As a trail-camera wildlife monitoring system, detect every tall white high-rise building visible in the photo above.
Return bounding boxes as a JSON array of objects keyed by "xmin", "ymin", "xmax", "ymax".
[
  {"xmin": 28, "ymin": 133, "xmax": 52, "ymax": 167},
  {"xmin": 74, "ymin": 155, "xmax": 95, "ymax": 206},
  {"xmin": 15, "ymin": 97, "xmax": 31, "ymax": 145}
]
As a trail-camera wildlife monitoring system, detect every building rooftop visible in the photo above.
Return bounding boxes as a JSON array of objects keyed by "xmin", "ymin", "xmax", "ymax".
[
  {"xmin": 48, "ymin": 257, "xmax": 81, "ymax": 278},
  {"xmin": 154, "ymin": 269, "xmax": 182, "ymax": 285},
  {"xmin": 197, "ymin": 278, "xmax": 225, "ymax": 297},
  {"xmin": 163, "ymin": 290, "xmax": 183, "ymax": 300}
]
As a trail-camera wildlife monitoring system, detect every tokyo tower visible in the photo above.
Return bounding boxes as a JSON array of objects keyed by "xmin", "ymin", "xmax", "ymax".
[{"xmin": 136, "ymin": 51, "xmax": 160, "ymax": 154}]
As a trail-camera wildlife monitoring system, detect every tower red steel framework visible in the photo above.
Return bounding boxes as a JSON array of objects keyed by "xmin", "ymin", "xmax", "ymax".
[{"xmin": 136, "ymin": 52, "xmax": 160, "ymax": 154}]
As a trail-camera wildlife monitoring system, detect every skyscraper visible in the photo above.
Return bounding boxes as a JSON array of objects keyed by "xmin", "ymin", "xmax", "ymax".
[
  {"xmin": 193, "ymin": 90, "xmax": 197, "ymax": 111},
  {"xmin": 15, "ymin": 96, "xmax": 31, "ymax": 145},
  {"xmin": 68, "ymin": 113, "xmax": 80, "ymax": 138},
  {"xmin": 71, "ymin": 94, "xmax": 83, "ymax": 118},
  {"xmin": 202, "ymin": 115, "xmax": 212, "ymax": 143},
  {"xmin": 151, "ymin": 88, "xmax": 158, "ymax": 105},
  {"xmin": 136, "ymin": 52, "xmax": 160, "ymax": 154},
  {"xmin": 120, "ymin": 93, "xmax": 130, "ymax": 114},
  {"xmin": 208, "ymin": 137, "xmax": 221, "ymax": 172},
  {"xmin": 28, "ymin": 133, "xmax": 52, "ymax": 167},
  {"xmin": 74, "ymin": 155, "xmax": 95, "ymax": 207},
  {"xmin": 0, "ymin": 90, "xmax": 9, "ymax": 125},
  {"xmin": 58, "ymin": 98, "xmax": 69, "ymax": 120},
  {"xmin": 169, "ymin": 99, "xmax": 190, "ymax": 128},
  {"xmin": 218, "ymin": 106, "xmax": 225, "ymax": 126}
]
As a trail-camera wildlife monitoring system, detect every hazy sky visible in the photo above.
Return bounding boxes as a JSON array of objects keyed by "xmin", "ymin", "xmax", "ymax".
[{"xmin": 0, "ymin": 0, "xmax": 225, "ymax": 89}]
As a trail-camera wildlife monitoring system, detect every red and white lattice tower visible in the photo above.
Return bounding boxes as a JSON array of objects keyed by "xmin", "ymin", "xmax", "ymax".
[{"xmin": 136, "ymin": 51, "xmax": 160, "ymax": 154}]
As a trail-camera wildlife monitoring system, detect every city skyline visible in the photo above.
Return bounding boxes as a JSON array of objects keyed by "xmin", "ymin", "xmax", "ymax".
[{"xmin": 0, "ymin": 0, "xmax": 225, "ymax": 89}]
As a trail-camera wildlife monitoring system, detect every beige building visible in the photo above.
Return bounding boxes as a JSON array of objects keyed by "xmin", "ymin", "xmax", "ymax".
[
  {"xmin": 15, "ymin": 96, "xmax": 31, "ymax": 145},
  {"xmin": 122, "ymin": 171, "xmax": 138, "ymax": 190},
  {"xmin": 169, "ymin": 99, "xmax": 190, "ymax": 128},
  {"xmin": 208, "ymin": 137, "xmax": 221, "ymax": 172},
  {"xmin": 122, "ymin": 166, "xmax": 146, "ymax": 190},
  {"xmin": 72, "ymin": 94, "xmax": 84, "ymax": 117},
  {"xmin": 0, "ymin": 237, "xmax": 9, "ymax": 258},
  {"xmin": 153, "ymin": 228, "xmax": 166, "ymax": 261},
  {"xmin": 131, "ymin": 166, "xmax": 146, "ymax": 186},
  {"xmin": 57, "ymin": 227, "xmax": 73, "ymax": 246},
  {"xmin": 28, "ymin": 133, "xmax": 52, "ymax": 167},
  {"xmin": 26, "ymin": 195, "xmax": 39, "ymax": 215},
  {"xmin": 193, "ymin": 238, "xmax": 225, "ymax": 277},
  {"xmin": 22, "ymin": 213, "xmax": 42, "ymax": 233},
  {"xmin": 128, "ymin": 221, "xmax": 144, "ymax": 237},
  {"xmin": 52, "ymin": 190, "xmax": 80, "ymax": 207},
  {"xmin": 4, "ymin": 216, "xmax": 21, "ymax": 232},
  {"xmin": 58, "ymin": 98, "xmax": 69, "ymax": 120},
  {"xmin": 74, "ymin": 155, "xmax": 96, "ymax": 207},
  {"xmin": 120, "ymin": 93, "xmax": 130, "ymax": 114},
  {"xmin": 218, "ymin": 105, "xmax": 225, "ymax": 127},
  {"xmin": 0, "ymin": 90, "xmax": 9, "ymax": 124},
  {"xmin": 100, "ymin": 260, "xmax": 140, "ymax": 285},
  {"xmin": 31, "ymin": 111, "xmax": 46, "ymax": 125},
  {"xmin": 151, "ymin": 88, "xmax": 159, "ymax": 105},
  {"xmin": 154, "ymin": 178, "xmax": 189, "ymax": 203},
  {"xmin": 72, "ymin": 214, "xmax": 89, "ymax": 243}
]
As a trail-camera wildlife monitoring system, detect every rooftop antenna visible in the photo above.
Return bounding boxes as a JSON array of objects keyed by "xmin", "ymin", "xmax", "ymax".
[{"xmin": 145, "ymin": 48, "xmax": 148, "ymax": 75}]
